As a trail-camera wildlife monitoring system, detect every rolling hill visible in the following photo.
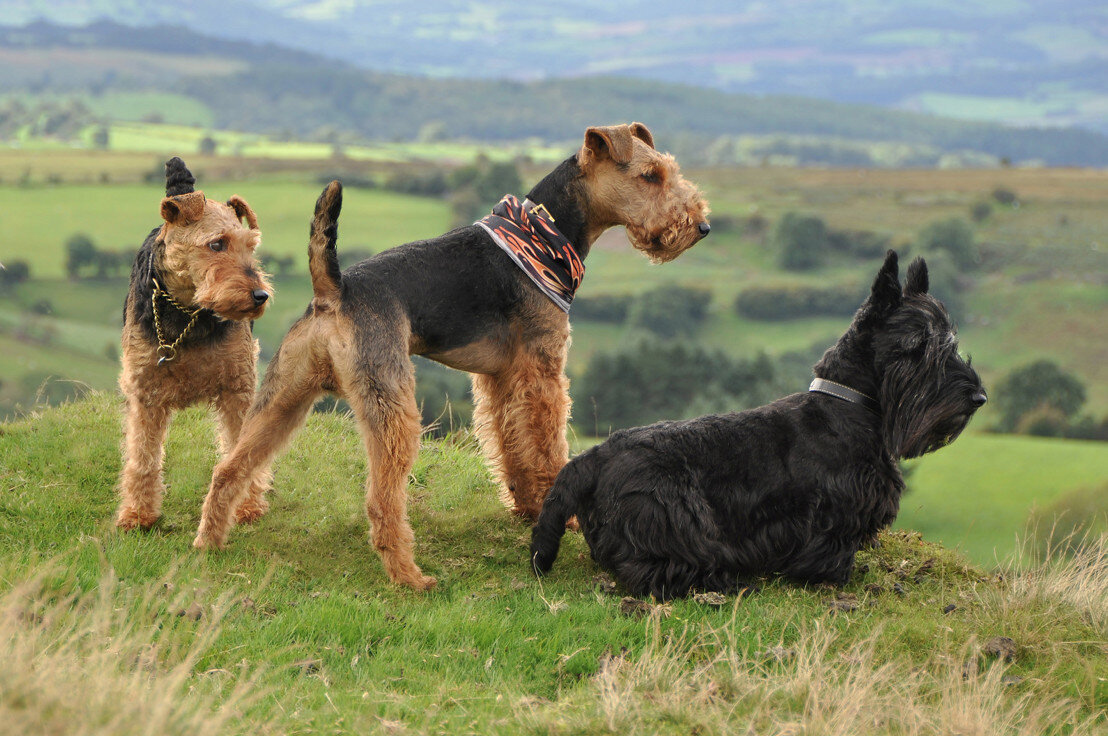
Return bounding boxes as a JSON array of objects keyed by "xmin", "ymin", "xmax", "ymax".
[
  {"xmin": 3, "ymin": 21, "xmax": 1108, "ymax": 166},
  {"xmin": 6, "ymin": 1, "xmax": 1108, "ymax": 132}
]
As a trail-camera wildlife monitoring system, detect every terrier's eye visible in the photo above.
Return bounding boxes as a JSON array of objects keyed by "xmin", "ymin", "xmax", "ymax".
[
  {"xmin": 640, "ymin": 171, "xmax": 661, "ymax": 184},
  {"xmin": 208, "ymin": 239, "xmax": 226, "ymax": 252}
]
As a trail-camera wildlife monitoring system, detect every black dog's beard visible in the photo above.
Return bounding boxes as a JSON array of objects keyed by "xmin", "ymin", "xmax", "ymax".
[{"xmin": 881, "ymin": 354, "xmax": 981, "ymax": 459}]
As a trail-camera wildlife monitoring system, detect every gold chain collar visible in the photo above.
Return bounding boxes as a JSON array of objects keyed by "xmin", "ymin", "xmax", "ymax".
[{"xmin": 151, "ymin": 279, "xmax": 202, "ymax": 366}]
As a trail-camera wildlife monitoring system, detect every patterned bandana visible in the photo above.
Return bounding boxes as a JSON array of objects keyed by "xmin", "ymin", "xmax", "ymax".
[{"xmin": 476, "ymin": 195, "xmax": 584, "ymax": 313}]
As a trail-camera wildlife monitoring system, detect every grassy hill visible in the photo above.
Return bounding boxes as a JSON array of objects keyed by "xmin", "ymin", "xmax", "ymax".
[
  {"xmin": 0, "ymin": 395, "xmax": 1105, "ymax": 733},
  {"xmin": 4, "ymin": 21, "xmax": 1108, "ymax": 166},
  {"xmin": 5, "ymin": 5, "xmax": 1108, "ymax": 134}
]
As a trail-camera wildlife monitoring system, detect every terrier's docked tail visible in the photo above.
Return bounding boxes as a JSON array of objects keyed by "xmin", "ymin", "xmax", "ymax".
[
  {"xmin": 309, "ymin": 180, "xmax": 344, "ymax": 305},
  {"xmin": 530, "ymin": 446, "xmax": 601, "ymax": 575}
]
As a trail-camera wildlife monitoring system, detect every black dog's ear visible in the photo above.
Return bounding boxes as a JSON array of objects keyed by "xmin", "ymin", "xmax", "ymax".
[
  {"xmin": 904, "ymin": 257, "xmax": 929, "ymax": 296},
  {"xmin": 867, "ymin": 249, "xmax": 902, "ymax": 317}
]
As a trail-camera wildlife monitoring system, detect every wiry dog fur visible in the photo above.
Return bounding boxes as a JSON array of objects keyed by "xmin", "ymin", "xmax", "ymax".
[
  {"xmin": 531, "ymin": 251, "xmax": 987, "ymax": 599},
  {"xmin": 115, "ymin": 158, "xmax": 272, "ymax": 530},
  {"xmin": 191, "ymin": 123, "xmax": 710, "ymax": 591}
]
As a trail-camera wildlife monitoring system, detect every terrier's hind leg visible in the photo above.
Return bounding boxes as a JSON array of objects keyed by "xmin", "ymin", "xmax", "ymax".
[
  {"xmin": 347, "ymin": 362, "xmax": 436, "ymax": 591},
  {"xmin": 194, "ymin": 330, "xmax": 321, "ymax": 549}
]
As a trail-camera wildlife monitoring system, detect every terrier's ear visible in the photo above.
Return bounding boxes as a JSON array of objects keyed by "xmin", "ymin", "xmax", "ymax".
[
  {"xmin": 904, "ymin": 257, "xmax": 929, "ymax": 296},
  {"xmin": 160, "ymin": 191, "xmax": 206, "ymax": 225},
  {"xmin": 868, "ymin": 249, "xmax": 902, "ymax": 316},
  {"xmin": 629, "ymin": 122, "xmax": 654, "ymax": 150},
  {"xmin": 581, "ymin": 124, "xmax": 636, "ymax": 166},
  {"xmin": 227, "ymin": 195, "xmax": 259, "ymax": 230}
]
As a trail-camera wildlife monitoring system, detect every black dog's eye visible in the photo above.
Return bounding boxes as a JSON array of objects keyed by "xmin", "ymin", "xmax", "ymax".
[
  {"xmin": 208, "ymin": 239, "xmax": 226, "ymax": 252},
  {"xmin": 640, "ymin": 171, "xmax": 660, "ymax": 184}
]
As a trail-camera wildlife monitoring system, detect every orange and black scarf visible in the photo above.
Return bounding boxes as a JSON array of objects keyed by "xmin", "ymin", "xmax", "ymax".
[{"xmin": 476, "ymin": 195, "xmax": 584, "ymax": 313}]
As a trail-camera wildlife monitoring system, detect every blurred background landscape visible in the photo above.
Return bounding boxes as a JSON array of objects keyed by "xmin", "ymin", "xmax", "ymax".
[{"xmin": 1, "ymin": 1, "xmax": 1105, "ymax": 566}]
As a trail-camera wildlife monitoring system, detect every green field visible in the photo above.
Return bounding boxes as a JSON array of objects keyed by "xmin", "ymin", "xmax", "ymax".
[
  {"xmin": 897, "ymin": 433, "xmax": 1108, "ymax": 564},
  {"xmin": 0, "ymin": 395, "xmax": 1105, "ymax": 734}
]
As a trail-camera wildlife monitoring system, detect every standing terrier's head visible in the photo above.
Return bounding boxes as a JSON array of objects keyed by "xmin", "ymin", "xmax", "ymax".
[
  {"xmin": 816, "ymin": 250, "xmax": 987, "ymax": 459},
  {"xmin": 155, "ymin": 157, "xmax": 271, "ymax": 321},
  {"xmin": 576, "ymin": 123, "xmax": 711, "ymax": 263}
]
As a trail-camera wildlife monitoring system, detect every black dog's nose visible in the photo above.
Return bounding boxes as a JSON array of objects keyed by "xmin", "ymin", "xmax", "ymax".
[
  {"xmin": 698, "ymin": 221, "xmax": 711, "ymax": 236},
  {"xmin": 252, "ymin": 289, "xmax": 269, "ymax": 305},
  {"xmin": 971, "ymin": 391, "xmax": 987, "ymax": 407}
]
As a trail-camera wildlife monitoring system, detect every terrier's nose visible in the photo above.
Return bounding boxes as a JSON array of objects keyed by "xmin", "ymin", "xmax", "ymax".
[
  {"xmin": 971, "ymin": 391, "xmax": 987, "ymax": 407},
  {"xmin": 252, "ymin": 289, "xmax": 269, "ymax": 305},
  {"xmin": 698, "ymin": 221, "xmax": 711, "ymax": 236}
]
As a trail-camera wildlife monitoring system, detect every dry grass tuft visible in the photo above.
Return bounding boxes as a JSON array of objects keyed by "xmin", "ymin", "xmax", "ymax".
[
  {"xmin": 522, "ymin": 537, "xmax": 1108, "ymax": 735},
  {"xmin": 0, "ymin": 566, "xmax": 269, "ymax": 736}
]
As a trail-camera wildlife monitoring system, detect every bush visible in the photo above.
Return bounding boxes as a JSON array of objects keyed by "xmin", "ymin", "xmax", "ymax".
[
  {"xmin": 384, "ymin": 169, "xmax": 449, "ymax": 197},
  {"xmin": 0, "ymin": 260, "xmax": 30, "ymax": 286},
  {"xmin": 575, "ymin": 339, "xmax": 780, "ymax": 434},
  {"xmin": 774, "ymin": 212, "xmax": 827, "ymax": 271},
  {"xmin": 65, "ymin": 234, "xmax": 97, "ymax": 279},
  {"xmin": 915, "ymin": 217, "xmax": 978, "ymax": 270},
  {"xmin": 626, "ymin": 285, "xmax": 712, "ymax": 338},
  {"xmin": 734, "ymin": 281, "xmax": 864, "ymax": 321},
  {"xmin": 994, "ymin": 360, "xmax": 1087, "ymax": 433},
  {"xmin": 571, "ymin": 294, "xmax": 634, "ymax": 324},
  {"xmin": 826, "ymin": 229, "xmax": 890, "ymax": 260},
  {"xmin": 970, "ymin": 201, "xmax": 992, "ymax": 222}
]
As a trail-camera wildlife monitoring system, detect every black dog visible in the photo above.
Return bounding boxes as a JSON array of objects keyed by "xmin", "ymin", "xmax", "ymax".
[{"xmin": 530, "ymin": 251, "xmax": 986, "ymax": 599}]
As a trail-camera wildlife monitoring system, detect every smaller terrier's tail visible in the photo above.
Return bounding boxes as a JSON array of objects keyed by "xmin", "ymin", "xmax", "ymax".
[
  {"xmin": 309, "ymin": 180, "xmax": 343, "ymax": 305},
  {"xmin": 530, "ymin": 446, "xmax": 601, "ymax": 576}
]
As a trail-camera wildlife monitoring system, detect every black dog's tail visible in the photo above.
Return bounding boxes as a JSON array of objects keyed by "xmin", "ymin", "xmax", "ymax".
[
  {"xmin": 309, "ymin": 180, "xmax": 343, "ymax": 306},
  {"xmin": 164, "ymin": 157, "xmax": 195, "ymax": 196},
  {"xmin": 530, "ymin": 446, "xmax": 601, "ymax": 576}
]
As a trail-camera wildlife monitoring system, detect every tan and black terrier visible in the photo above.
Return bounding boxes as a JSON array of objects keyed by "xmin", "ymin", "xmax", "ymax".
[
  {"xmin": 115, "ymin": 158, "xmax": 272, "ymax": 531},
  {"xmin": 193, "ymin": 123, "xmax": 710, "ymax": 590}
]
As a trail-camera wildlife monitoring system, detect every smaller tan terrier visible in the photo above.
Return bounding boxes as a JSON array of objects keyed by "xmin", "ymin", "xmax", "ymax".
[{"xmin": 115, "ymin": 157, "xmax": 272, "ymax": 531}]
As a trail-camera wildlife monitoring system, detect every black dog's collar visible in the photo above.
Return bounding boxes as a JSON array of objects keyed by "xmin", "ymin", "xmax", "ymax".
[{"xmin": 809, "ymin": 378, "xmax": 880, "ymax": 414}]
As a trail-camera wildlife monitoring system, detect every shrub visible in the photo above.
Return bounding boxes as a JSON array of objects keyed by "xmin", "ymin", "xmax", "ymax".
[
  {"xmin": 826, "ymin": 229, "xmax": 890, "ymax": 260},
  {"xmin": 734, "ymin": 281, "xmax": 864, "ymax": 321},
  {"xmin": 575, "ymin": 338, "xmax": 779, "ymax": 434},
  {"xmin": 626, "ymin": 285, "xmax": 712, "ymax": 338},
  {"xmin": 994, "ymin": 360, "xmax": 1087, "ymax": 433},
  {"xmin": 773, "ymin": 212, "xmax": 827, "ymax": 271},
  {"xmin": 571, "ymin": 294, "xmax": 634, "ymax": 324},
  {"xmin": 915, "ymin": 217, "xmax": 978, "ymax": 270},
  {"xmin": 0, "ymin": 260, "xmax": 30, "ymax": 286},
  {"xmin": 970, "ymin": 201, "xmax": 992, "ymax": 222}
]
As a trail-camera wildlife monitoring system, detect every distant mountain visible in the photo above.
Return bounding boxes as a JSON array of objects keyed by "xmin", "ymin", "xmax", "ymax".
[
  {"xmin": 3, "ymin": 20, "xmax": 1108, "ymax": 166},
  {"xmin": 7, "ymin": 0, "xmax": 1108, "ymax": 133}
]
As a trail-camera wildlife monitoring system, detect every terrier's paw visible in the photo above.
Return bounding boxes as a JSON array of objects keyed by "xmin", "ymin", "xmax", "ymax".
[
  {"xmin": 233, "ymin": 497, "xmax": 270, "ymax": 524},
  {"xmin": 192, "ymin": 533, "xmax": 225, "ymax": 551},
  {"xmin": 116, "ymin": 506, "xmax": 159, "ymax": 530},
  {"xmin": 412, "ymin": 575, "xmax": 438, "ymax": 591}
]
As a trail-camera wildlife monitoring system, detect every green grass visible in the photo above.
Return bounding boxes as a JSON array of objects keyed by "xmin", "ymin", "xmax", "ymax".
[
  {"xmin": 0, "ymin": 180, "xmax": 454, "ymax": 278},
  {"xmin": 7, "ymin": 121, "xmax": 571, "ymax": 166},
  {"xmin": 896, "ymin": 433, "xmax": 1108, "ymax": 565},
  {"xmin": 0, "ymin": 394, "xmax": 1105, "ymax": 733}
]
